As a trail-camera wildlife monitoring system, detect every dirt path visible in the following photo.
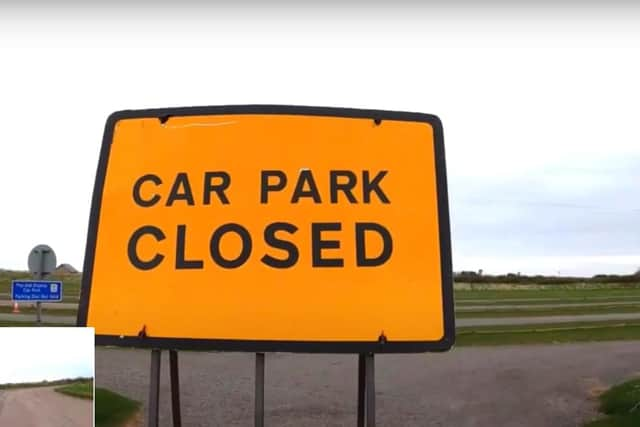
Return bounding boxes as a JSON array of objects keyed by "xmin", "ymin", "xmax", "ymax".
[
  {"xmin": 0, "ymin": 386, "xmax": 92, "ymax": 427},
  {"xmin": 96, "ymin": 341, "xmax": 640, "ymax": 427}
]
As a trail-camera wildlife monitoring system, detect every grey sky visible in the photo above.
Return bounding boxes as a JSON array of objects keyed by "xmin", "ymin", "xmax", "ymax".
[
  {"xmin": 0, "ymin": 328, "xmax": 93, "ymax": 384},
  {"xmin": 0, "ymin": 5, "xmax": 638, "ymax": 276}
]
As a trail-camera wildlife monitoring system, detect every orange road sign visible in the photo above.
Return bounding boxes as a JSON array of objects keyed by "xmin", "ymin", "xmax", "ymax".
[{"xmin": 78, "ymin": 105, "xmax": 454, "ymax": 353}]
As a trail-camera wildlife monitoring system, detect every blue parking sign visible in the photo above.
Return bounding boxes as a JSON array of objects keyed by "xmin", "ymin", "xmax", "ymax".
[{"xmin": 12, "ymin": 280, "xmax": 63, "ymax": 301}]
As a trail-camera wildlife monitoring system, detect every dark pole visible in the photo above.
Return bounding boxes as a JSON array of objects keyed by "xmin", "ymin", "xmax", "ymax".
[
  {"xmin": 255, "ymin": 353, "xmax": 265, "ymax": 427},
  {"xmin": 170, "ymin": 350, "xmax": 182, "ymax": 427},
  {"xmin": 36, "ymin": 249, "xmax": 47, "ymax": 325},
  {"xmin": 149, "ymin": 349, "xmax": 162, "ymax": 427},
  {"xmin": 365, "ymin": 353, "xmax": 375, "ymax": 427},
  {"xmin": 357, "ymin": 353, "xmax": 366, "ymax": 427}
]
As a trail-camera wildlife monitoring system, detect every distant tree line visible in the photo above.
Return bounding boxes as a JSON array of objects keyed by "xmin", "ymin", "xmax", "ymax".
[{"xmin": 454, "ymin": 271, "xmax": 640, "ymax": 284}]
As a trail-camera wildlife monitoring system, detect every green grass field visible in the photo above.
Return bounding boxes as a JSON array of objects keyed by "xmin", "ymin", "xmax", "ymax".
[
  {"xmin": 457, "ymin": 321, "xmax": 640, "ymax": 346},
  {"xmin": 55, "ymin": 380, "xmax": 94, "ymax": 399},
  {"xmin": 453, "ymin": 284, "xmax": 640, "ymax": 345},
  {"xmin": 585, "ymin": 378, "xmax": 640, "ymax": 426},
  {"xmin": 95, "ymin": 387, "xmax": 141, "ymax": 427},
  {"xmin": 2, "ymin": 269, "xmax": 640, "ymax": 347},
  {"xmin": 0, "ymin": 320, "xmax": 71, "ymax": 327}
]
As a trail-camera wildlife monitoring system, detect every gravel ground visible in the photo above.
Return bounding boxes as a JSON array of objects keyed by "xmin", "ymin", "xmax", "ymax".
[{"xmin": 96, "ymin": 341, "xmax": 640, "ymax": 427}]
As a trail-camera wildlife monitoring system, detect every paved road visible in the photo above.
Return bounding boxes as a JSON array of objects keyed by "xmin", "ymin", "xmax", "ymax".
[
  {"xmin": 456, "ymin": 312, "xmax": 640, "ymax": 327},
  {"xmin": 0, "ymin": 313, "xmax": 76, "ymax": 324},
  {"xmin": 96, "ymin": 341, "xmax": 640, "ymax": 427},
  {"xmin": 4, "ymin": 312, "xmax": 640, "ymax": 327},
  {"xmin": 0, "ymin": 386, "xmax": 92, "ymax": 427},
  {"xmin": 457, "ymin": 301, "xmax": 640, "ymax": 311}
]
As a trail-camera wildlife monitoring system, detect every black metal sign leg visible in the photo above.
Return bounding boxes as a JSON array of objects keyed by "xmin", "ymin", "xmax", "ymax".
[
  {"xmin": 357, "ymin": 353, "xmax": 366, "ymax": 427},
  {"xmin": 149, "ymin": 349, "xmax": 162, "ymax": 427},
  {"xmin": 255, "ymin": 352, "xmax": 265, "ymax": 427},
  {"xmin": 357, "ymin": 353, "xmax": 376, "ymax": 427},
  {"xmin": 365, "ymin": 353, "xmax": 375, "ymax": 427},
  {"xmin": 170, "ymin": 350, "xmax": 182, "ymax": 427}
]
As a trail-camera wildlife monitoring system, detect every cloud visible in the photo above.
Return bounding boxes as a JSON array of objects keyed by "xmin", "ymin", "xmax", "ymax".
[
  {"xmin": 0, "ymin": 17, "xmax": 639, "ymax": 276},
  {"xmin": 0, "ymin": 328, "xmax": 94, "ymax": 385}
]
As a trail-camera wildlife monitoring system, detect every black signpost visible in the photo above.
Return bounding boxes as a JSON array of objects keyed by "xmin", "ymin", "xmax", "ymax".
[
  {"xmin": 145, "ymin": 349, "xmax": 379, "ymax": 427},
  {"xmin": 27, "ymin": 244, "xmax": 57, "ymax": 324},
  {"xmin": 255, "ymin": 353, "xmax": 265, "ymax": 427},
  {"xmin": 170, "ymin": 350, "xmax": 182, "ymax": 427},
  {"xmin": 148, "ymin": 349, "xmax": 183, "ymax": 427},
  {"xmin": 148, "ymin": 349, "xmax": 161, "ymax": 427}
]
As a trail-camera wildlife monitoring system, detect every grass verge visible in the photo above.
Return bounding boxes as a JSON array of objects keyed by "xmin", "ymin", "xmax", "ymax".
[
  {"xmin": 457, "ymin": 321, "xmax": 640, "ymax": 346},
  {"xmin": 456, "ymin": 297, "xmax": 640, "ymax": 306},
  {"xmin": 55, "ymin": 380, "xmax": 93, "ymax": 399},
  {"xmin": 0, "ymin": 320, "xmax": 71, "ymax": 327},
  {"xmin": 585, "ymin": 378, "xmax": 640, "ymax": 426},
  {"xmin": 96, "ymin": 387, "xmax": 141, "ymax": 427}
]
